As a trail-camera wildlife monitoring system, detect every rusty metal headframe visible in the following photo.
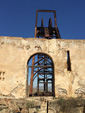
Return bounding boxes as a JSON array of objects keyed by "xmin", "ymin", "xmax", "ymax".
[
  {"xmin": 35, "ymin": 9, "xmax": 61, "ymax": 39},
  {"xmin": 29, "ymin": 10, "xmax": 61, "ymax": 96}
]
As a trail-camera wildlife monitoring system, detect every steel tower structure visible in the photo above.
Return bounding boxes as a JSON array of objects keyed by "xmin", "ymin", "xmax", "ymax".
[{"xmin": 29, "ymin": 10, "xmax": 61, "ymax": 96}]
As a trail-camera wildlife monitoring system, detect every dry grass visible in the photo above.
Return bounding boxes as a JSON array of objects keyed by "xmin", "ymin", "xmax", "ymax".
[{"xmin": 51, "ymin": 97, "xmax": 85, "ymax": 112}]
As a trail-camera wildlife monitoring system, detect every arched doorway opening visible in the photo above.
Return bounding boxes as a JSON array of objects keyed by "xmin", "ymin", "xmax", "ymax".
[{"xmin": 27, "ymin": 53, "xmax": 55, "ymax": 97}]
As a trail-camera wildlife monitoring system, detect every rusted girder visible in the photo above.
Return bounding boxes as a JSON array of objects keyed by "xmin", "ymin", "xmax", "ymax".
[{"xmin": 29, "ymin": 56, "xmax": 35, "ymax": 96}]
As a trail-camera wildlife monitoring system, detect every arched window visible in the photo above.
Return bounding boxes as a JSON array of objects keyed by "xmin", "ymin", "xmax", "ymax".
[{"xmin": 27, "ymin": 53, "xmax": 54, "ymax": 97}]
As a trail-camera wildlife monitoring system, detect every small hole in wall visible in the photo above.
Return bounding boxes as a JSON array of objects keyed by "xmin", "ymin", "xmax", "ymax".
[
  {"xmin": 3, "ymin": 72, "xmax": 5, "ymax": 75},
  {"xmin": 3, "ymin": 77, "xmax": 4, "ymax": 81},
  {"xmin": 0, "ymin": 72, "xmax": 5, "ymax": 80},
  {"xmin": 67, "ymin": 51, "xmax": 71, "ymax": 71}
]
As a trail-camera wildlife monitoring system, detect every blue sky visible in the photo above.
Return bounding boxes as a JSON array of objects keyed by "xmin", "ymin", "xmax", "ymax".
[{"xmin": 0, "ymin": 0, "xmax": 85, "ymax": 39}]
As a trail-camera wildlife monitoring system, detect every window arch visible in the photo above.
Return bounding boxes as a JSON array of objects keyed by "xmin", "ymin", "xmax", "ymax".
[{"xmin": 27, "ymin": 53, "xmax": 55, "ymax": 96}]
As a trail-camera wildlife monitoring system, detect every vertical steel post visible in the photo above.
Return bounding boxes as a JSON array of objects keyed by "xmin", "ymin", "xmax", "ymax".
[
  {"xmin": 47, "ymin": 101, "xmax": 48, "ymax": 113},
  {"xmin": 29, "ymin": 56, "xmax": 35, "ymax": 96}
]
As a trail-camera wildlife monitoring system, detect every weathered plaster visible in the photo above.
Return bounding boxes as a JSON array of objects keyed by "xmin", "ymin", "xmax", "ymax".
[{"xmin": 0, "ymin": 36, "xmax": 85, "ymax": 98}]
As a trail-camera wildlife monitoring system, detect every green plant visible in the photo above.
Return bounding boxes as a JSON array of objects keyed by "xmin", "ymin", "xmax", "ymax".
[
  {"xmin": 0, "ymin": 109, "xmax": 2, "ymax": 111},
  {"xmin": 36, "ymin": 107, "xmax": 39, "ymax": 112},
  {"xmin": 27, "ymin": 101, "xmax": 35, "ymax": 109}
]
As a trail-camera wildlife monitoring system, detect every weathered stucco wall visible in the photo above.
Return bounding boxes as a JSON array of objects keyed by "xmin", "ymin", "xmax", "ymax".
[{"xmin": 0, "ymin": 36, "xmax": 85, "ymax": 99}]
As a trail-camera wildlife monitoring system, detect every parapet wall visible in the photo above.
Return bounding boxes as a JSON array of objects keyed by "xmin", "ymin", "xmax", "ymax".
[{"xmin": 0, "ymin": 36, "xmax": 85, "ymax": 98}]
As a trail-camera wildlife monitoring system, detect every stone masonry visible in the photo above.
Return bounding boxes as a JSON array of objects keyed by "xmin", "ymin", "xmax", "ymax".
[{"xmin": 0, "ymin": 36, "xmax": 85, "ymax": 99}]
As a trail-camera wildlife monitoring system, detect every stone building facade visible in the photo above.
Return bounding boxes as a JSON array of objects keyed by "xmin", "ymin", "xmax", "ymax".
[{"xmin": 0, "ymin": 36, "xmax": 85, "ymax": 99}]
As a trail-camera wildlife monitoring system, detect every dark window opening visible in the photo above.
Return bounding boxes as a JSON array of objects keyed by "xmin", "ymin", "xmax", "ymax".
[
  {"xmin": 67, "ymin": 51, "xmax": 71, "ymax": 71},
  {"xmin": 27, "ymin": 53, "xmax": 55, "ymax": 97}
]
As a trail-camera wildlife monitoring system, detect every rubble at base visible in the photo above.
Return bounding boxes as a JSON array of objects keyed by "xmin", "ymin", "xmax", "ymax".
[{"xmin": 0, "ymin": 97, "xmax": 85, "ymax": 113}]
